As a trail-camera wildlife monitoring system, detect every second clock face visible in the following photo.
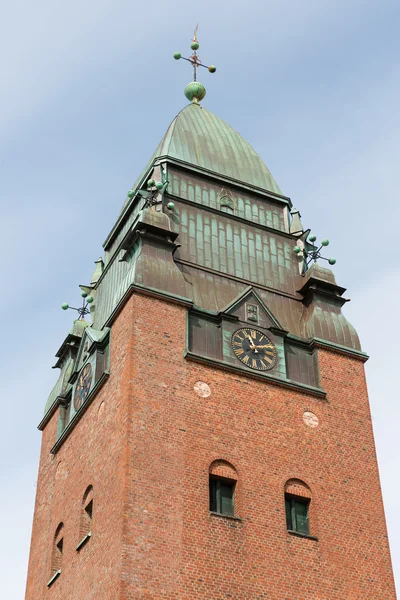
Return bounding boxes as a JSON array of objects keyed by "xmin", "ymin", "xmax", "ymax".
[
  {"xmin": 231, "ymin": 328, "xmax": 277, "ymax": 371},
  {"xmin": 73, "ymin": 363, "xmax": 93, "ymax": 411}
]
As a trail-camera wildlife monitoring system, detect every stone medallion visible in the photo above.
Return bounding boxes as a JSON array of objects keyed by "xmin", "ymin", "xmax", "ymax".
[
  {"xmin": 194, "ymin": 381, "xmax": 211, "ymax": 397},
  {"xmin": 303, "ymin": 411, "xmax": 319, "ymax": 428}
]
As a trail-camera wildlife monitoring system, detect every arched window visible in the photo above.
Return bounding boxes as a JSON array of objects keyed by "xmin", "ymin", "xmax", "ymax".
[
  {"xmin": 77, "ymin": 486, "xmax": 93, "ymax": 549},
  {"xmin": 47, "ymin": 523, "xmax": 64, "ymax": 586},
  {"xmin": 220, "ymin": 196, "xmax": 235, "ymax": 214},
  {"xmin": 284, "ymin": 479, "xmax": 313, "ymax": 537},
  {"xmin": 209, "ymin": 460, "xmax": 238, "ymax": 517}
]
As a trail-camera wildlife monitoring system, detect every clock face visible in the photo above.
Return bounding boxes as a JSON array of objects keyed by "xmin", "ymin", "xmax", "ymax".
[
  {"xmin": 231, "ymin": 328, "xmax": 277, "ymax": 371},
  {"xmin": 73, "ymin": 363, "xmax": 93, "ymax": 411}
]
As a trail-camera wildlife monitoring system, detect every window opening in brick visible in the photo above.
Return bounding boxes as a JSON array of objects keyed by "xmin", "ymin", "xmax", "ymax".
[
  {"xmin": 285, "ymin": 494, "xmax": 310, "ymax": 535},
  {"xmin": 209, "ymin": 476, "xmax": 235, "ymax": 516},
  {"xmin": 51, "ymin": 523, "xmax": 64, "ymax": 574},
  {"xmin": 85, "ymin": 499, "xmax": 93, "ymax": 521},
  {"xmin": 79, "ymin": 486, "xmax": 93, "ymax": 541}
]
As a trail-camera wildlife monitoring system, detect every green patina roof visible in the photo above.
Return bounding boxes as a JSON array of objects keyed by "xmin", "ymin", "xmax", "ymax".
[
  {"xmin": 154, "ymin": 103, "xmax": 282, "ymax": 193},
  {"xmin": 117, "ymin": 103, "xmax": 282, "ymax": 221}
]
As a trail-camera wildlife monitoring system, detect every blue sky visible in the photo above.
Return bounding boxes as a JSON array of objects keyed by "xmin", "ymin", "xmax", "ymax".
[{"xmin": 1, "ymin": 0, "xmax": 399, "ymax": 596}]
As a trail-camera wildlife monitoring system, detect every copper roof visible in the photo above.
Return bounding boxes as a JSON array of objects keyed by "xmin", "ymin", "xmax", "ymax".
[{"xmin": 152, "ymin": 103, "xmax": 282, "ymax": 194}]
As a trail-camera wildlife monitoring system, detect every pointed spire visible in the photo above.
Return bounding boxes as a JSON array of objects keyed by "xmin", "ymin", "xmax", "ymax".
[
  {"xmin": 290, "ymin": 207, "xmax": 303, "ymax": 235},
  {"xmin": 91, "ymin": 257, "xmax": 104, "ymax": 285}
]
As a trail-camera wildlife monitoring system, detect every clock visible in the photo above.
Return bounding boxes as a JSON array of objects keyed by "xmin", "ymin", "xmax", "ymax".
[
  {"xmin": 73, "ymin": 363, "xmax": 93, "ymax": 410},
  {"xmin": 231, "ymin": 328, "xmax": 277, "ymax": 371}
]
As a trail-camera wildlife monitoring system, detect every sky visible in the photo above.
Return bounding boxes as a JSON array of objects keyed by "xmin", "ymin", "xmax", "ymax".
[{"xmin": 1, "ymin": 0, "xmax": 399, "ymax": 597}]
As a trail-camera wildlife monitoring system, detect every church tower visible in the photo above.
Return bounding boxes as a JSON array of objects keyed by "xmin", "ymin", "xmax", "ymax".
[{"xmin": 25, "ymin": 35, "xmax": 397, "ymax": 599}]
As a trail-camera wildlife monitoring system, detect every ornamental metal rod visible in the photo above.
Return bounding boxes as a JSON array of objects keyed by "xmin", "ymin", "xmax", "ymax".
[{"xmin": 179, "ymin": 56, "xmax": 210, "ymax": 69}]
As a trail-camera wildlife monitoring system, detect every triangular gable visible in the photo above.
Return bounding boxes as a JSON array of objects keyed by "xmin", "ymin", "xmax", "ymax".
[
  {"xmin": 73, "ymin": 326, "xmax": 109, "ymax": 374},
  {"xmin": 221, "ymin": 287, "xmax": 282, "ymax": 329}
]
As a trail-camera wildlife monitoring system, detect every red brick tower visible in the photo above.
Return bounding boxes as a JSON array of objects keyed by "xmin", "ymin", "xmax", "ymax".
[{"xmin": 25, "ymin": 49, "xmax": 397, "ymax": 600}]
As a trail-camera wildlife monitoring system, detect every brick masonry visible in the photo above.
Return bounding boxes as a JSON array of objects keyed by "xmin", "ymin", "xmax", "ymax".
[{"xmin": 25, "ymin": 292, "xmax": 397, "ymax": 599}]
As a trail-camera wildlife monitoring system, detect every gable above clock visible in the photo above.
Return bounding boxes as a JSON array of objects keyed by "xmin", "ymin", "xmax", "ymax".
[{"xmin": 187, "ymin": 287, "xmax": 321, "ymax": 394}]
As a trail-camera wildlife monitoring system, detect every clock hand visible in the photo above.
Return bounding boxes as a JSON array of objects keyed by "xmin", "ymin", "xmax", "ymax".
[
  {"xmin": 246, "ymin": 335, "xmax": 258, "ymax": 353},
  {"xmin": 254, "ymin": 344, "xmax": 275, "ymax": 349}
]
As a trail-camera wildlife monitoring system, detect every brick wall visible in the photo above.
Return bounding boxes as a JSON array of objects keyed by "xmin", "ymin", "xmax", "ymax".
[
  {"xmin": 25, "ymin": 294, "xmax": 135, "ymax": 600},
  {"xmin": 25, "ymin": 292, "xmax": 397, "ymax": 599}
]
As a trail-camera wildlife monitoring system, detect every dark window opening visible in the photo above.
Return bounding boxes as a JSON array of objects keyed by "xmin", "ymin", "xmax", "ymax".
[
  {"xmin": 52, "ymin": 536, "xmax": 63, "ymax": 573},
  {"xmin": 85, "ymin": 499, "xmax": 93, "ymax": 521},
  {"xmin": 285, "ymin": 495, "xmax": 310, "ymax": 535},
  {"xmin": 209, "ymin": 477, "xmax": 235, "ymax": 516}
]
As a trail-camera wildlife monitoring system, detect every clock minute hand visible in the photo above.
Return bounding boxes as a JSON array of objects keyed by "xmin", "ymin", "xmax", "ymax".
[{"xmin": 246, "ymin": 335, "xmax": 258, "ymax": 353}]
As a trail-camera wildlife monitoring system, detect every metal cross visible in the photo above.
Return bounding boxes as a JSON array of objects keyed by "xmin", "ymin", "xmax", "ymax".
[
  {"xmin": 294, "ymin": 235, "xmax": 336, "ymax": 267},
  {"xmin": 61, "ymin": 292, "xmax": 93, "ymax": 319},
  {"xmin": 173, "ymin": 25, "xmax": 216, "ymax": 79}
]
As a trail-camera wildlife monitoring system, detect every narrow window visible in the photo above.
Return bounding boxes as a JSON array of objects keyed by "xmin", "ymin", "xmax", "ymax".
[
  {"xmin": 77, "ymin": 486, "xmax": 93, "ymax": 549},
  {"xmin": 55, "ymin": 537, "xmax": 63, "ymax": 567},
  {"xmin": 285, "ymin": 495, "xmax": 310, "ymax": 535},
  {"xmin": 209, "ymin": 477, "xmax": 235, "ymax": 516},
  {"xmin": 52, "ymin": 525, "xmax": 63, "ymax": 572},
  {"xmin": 48, "ymin": 522, "xmax": 64, "ymax": 585},
  {"xmin": 85, "ymin": 499, "xmax": 93, "ymax": 521}
]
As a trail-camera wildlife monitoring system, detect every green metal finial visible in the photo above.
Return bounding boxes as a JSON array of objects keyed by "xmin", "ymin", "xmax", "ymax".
[
  {"xmin": 293, "ymin": 234, "xmax": 336, "ymax": 268},
  {"xmin": 184, "ymin": 82, "xmax": 206, "ymax": 103},
  {"xmin": 174, "ymin": 25, "xmax": 216, "ymax": 104}
]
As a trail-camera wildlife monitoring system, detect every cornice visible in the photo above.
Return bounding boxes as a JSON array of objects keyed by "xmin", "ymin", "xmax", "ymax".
[
  {"xmin": 38, "ymin": 388, "xmax": 72, "ymax": 430},
  {"xmin": 311, "ymin": 338, "xmax": 368, "ymax": 362},
  {"xmin": 175, "ymin": 259, "xmax": 302, "ymax": 301},
  {"xmin": 165, "ymin": 193, "xmax": 295, "ymax": 240},
  {"xmin": 104, "ymin": 283, "xmax": 193, "ymax": 328},
  {"xmin": 184, "ymin": 351, "xmax": 327, "ymax": 399},
  {"xmin": 163, "ymin": 157, "xmax": 292, "ymax": 203},
  {"xmin": 38, "ymin": 396, "xmax": 63, "ymax": 431}
]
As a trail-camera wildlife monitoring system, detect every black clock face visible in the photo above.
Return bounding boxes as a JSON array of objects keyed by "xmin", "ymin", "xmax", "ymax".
[
  {"xmin": 73, "ymin": 363, "xmax": 93, "ymax": 410},
  {"xmin": 231, "ymin": 328, "xmax": 277, "ymax": 371}
]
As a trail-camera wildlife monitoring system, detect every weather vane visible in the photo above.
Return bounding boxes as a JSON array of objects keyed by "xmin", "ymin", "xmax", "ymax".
[
  {"xmin": 126, "ymin": 178, "xmax": 174, "ymax": 212},
  {"xmin": 294, "ymin": 234, "xmax": 336, "ymax": 267},
  {"xmin": 173, "ymin": 25, "xmax": 216, "ymax": 104},
  {"xmin": 61, "ymin": 291, "xmax": 93, "ymax": 320}
]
